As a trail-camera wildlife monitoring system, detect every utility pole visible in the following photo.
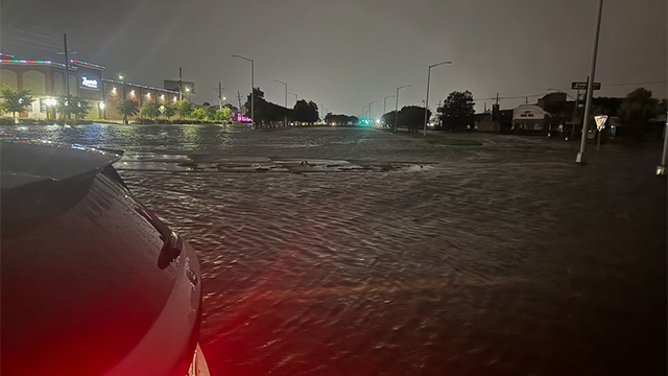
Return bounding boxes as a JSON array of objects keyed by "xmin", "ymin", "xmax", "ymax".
[
  {"xmin": 576, "ymin": 0, "xmax": 604, "ymax": 164},
  {"xmin": 495, "ymin": 93, "xmax": 500, "ymax": 132},
  {"xmin": 178, "ymin": 67, "xmax": 183, "ymax": 101},
  {"xmin": 216, "ymin": 82, "xmax": 224, "ymax": 109},
  {"xmin": 525, "ymin": 97, "xmax": 529, "ymax": 105},
  {"xmin": 237, "ymin": 91, "xmax": 243, "ymax": 112}
]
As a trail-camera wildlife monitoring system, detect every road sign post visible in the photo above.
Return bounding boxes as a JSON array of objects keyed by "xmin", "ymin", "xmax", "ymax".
[{"xmin": 594, "ymin": 115, "xmax": 608, "ymax": 152}]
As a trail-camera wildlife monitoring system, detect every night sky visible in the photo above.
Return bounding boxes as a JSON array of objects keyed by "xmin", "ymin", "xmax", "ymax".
[{"xmin": 1, "ymin": 0, "xmax": 666, "ymax": 115}]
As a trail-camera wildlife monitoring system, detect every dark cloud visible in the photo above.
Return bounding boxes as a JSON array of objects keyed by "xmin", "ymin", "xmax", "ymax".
[{"xmin": 1, "ymin": 0, "xmax": 666, "ymax": 114}]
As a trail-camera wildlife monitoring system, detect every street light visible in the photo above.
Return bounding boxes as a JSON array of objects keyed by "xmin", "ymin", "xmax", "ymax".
[
  {"xmin": 119, "ymin": 73, "xmax": 128, "ymax": 124},
  {"xmin": 288, "ymin": 92, "xmax": 298, "ymax": 107},
  {"xmin": 274, "ymin": 79, "xmax": 288, "ymax": 127},
  {"xmin": 362, "ymin": 105, "xmax": 367, "ymax": 120},
  {"xmin": 232, "ymin": 54, "xmax": 255, "ymax": 128},
  {"xmin": 383, "ymin": 95, "xmax": 395, "ymax": 127},
  {"xmin": 368, "ymin": 101, "xmax": 378, "ymax": 121},
  {"xmin": 394, "ymin": 85, "xmax": 411, "ymax": 132},
  {"xmin": 423, "ymin": 61, "xmax": 452, "ymax": 136}
]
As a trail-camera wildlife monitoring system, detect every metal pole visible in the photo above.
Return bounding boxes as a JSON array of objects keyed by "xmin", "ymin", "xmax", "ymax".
[
  {"xmin": 571, "ymin": 88, "xmax": 581, "ymax": 140},
  {"xmin": 218, "ymin": 82, "xmax": 223, "ymax": 109},
  {"xmin": 657, "ymin": 111, "xmax": 668, "ymax": 175},
  {"xmin": 179, "ymin": 67, "xmax": 183, "ymax": 101},
  {"xmin": 597, "ymin": 128, "xmax": 602, "ymax": 152},
  {"xmin": 423, "ymin": 67, "xmax": 431, "ymax": 136},
  {"xmin": 63, "ymin": 34, "xmax": 71, "ymax": 120},
  {"xmin": 383, "ymin": 95, "xmax": 394, "ymax": 121},
  {"xmin": 368, "ymin": 101, "xmax": 377, "ymax": 122},
  {"xmin": 251, "ymin": 59, "xmax": 254, "ymax": 128},
  {"xmin": 394, "ymin": 88, "xmax": 400, "ymax": 132},
  {"xmin": 576, "ymin": 0, "xmax": 604, "ymax": 164}
]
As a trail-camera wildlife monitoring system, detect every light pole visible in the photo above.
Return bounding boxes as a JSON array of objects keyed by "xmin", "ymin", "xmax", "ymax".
[
  {"xmin": 232, "ymin": 54, "xmax": 255, "ymax": 128},
  {"xmin": 383, "ymin": 95, "xmax": 395, "ymax": 127},
  {"xmin": 394, "ymin": 85, "xmax": 411, "ymax": 132},
  {"xmin": 119, "ymin": 74, "xmax": 127, "ymax": 124},
  {"xmin": 368, "ymin": 101, "xmax": 378, "ymax": 122},
  {"xmin": 288, "ymin": 92, "xmax": 298, "ymax": 107},
  {"xmin": 274, "ymin": 80, "xmax": 288, "ymax": 127},
  {"xmin": 423, "ymin": 61, "xmax": 452, "ymax": 136},
  {"xmin": 362, "ymin": 105, "xmax": 367, "ymax": 120},
  {"xmin": 576, "ymin": 0, "xmax": 604, "ymax": 164}
]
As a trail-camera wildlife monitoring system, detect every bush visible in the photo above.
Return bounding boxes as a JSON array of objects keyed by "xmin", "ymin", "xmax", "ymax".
[{"xmin": 0, "ymin": 117, "xmax": 15, "ymax": 125}]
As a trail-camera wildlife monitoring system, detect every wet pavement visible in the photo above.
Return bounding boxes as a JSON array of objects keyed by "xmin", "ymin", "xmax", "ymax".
[{"xmin": 2, "ymin": 124, "xmax": 666, "ymax": 376}]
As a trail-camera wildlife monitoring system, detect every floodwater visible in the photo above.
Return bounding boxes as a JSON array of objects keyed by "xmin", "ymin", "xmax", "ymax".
[{"xmin": 2, "ymin": 124, "xmax": 666, "ymax": 376}]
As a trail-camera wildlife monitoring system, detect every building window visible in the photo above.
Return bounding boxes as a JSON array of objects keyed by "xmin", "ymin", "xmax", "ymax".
[
  {"xmin": 27, "ymin": 101, "xmax": 33, "ymax": 112},
  {"xmin": 40, "ymin": 98, "xmax": 47, "ymax": 113}
]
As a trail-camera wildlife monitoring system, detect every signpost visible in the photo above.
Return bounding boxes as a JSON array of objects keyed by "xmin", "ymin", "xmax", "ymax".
[
  {"xmin": 595, "ymin": 115, "xmax": 608, "ymax": 152},
  {"xmin": 572, "ymin": 81, "xmax": 601, "ymax": 90}
]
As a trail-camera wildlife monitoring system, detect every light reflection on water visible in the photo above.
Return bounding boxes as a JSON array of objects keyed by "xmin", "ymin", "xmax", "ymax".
[{"xmin": 1, "ymin": 124, "xmax": 665, "ymax": 375}]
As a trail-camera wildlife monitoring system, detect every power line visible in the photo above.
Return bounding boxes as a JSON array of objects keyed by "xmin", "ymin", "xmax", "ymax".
[{"xmin": 603, "ymin": 80, "xmax": 666, "ymax": 87}]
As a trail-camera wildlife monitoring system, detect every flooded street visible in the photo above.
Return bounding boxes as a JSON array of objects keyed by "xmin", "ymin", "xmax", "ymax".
[{"xmin": 2, "ymin": 124, "xmax": 666, "ymax": 375}]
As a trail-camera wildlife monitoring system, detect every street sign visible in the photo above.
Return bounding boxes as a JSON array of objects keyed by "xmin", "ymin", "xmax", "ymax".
[
  {"xmin": 595, "ymin": 115, "xmax": 608, "ymax": 130},
  {"xmin": 572, "ymin": 81, "xmax": 601, "ymax": 90}
]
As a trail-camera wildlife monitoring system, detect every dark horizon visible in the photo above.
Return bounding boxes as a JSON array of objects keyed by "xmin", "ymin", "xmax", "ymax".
[{"xmin": 1, "ymin": 0, "xmax": 666, "ymax": 115}]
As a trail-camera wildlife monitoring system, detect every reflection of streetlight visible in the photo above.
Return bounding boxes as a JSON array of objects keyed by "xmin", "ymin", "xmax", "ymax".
[
  {"xmin": 424, "ymin": 61, "xmax": 452, "ymax": 136},
  {"xmin": 394, "ymin": 85, "xmax": 411, "ymax": 132},
  {"xmin": 232, "ymin": 54, "xmax": 255, "ymax": 127}
]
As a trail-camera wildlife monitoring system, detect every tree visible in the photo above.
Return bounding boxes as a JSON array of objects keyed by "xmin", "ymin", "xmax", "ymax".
[
  {"xmin": 117, "ymin": 99, "xmax": 139, "ymax": 124},
  {"xmin": 205, "ymin": 105, "xmax": 217, "ymax": 122},
  {"xmin": 618, "ymin": 88, "xmax": 662, "ymax": 139},
  {"xmin": 70, "ymin": 97, "xmax": 92, "ymax": 120},
  {"xmin": 191, "ymin": 108, "xmax": 207, "ymax": 120},
  {"xmin": 442, "ymin": 90, "xmax": 475, "ymax": 132},
  {"xmin": 161, "ymin": 103, "xmax": 176, "ymax": 119},
  {"xmin": 293, "ymin": 99, "xmax": 319, "ymax": 124},
  {"xmin": 382, "ymin": 111, "xmax": 396, "ymax": 128},
  {"xmin": 399, "ymin": 106, "xmax": 431, "ymax": 133},
  {"xmin": 0, "ymin": 86, "xmax": 33, "ymax": 123},
  {"xmin": 140, "ymin": 101, "xmax": 161, "ymax": 119},
  {"xmin": 58, "ymin": 95, "xmax": 92, "ymax": 121},
  {"xmin": 216, "ymin": 107, "xmax": 232, "ymax": 123},
  {"xmin": 175, "ymin": 99, "xmax": 194, "ymax": 119}
]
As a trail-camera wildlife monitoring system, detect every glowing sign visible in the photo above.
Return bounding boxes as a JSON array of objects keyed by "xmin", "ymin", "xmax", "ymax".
[{"xmin": 80, "ymin": 76, "xmax": 99, "ymax": 90}]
